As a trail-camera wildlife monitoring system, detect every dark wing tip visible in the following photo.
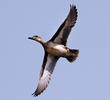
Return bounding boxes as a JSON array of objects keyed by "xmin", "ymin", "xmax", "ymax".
[
  {"xmin": 70, "ymin": 4, "xmax": 78, "ymax": 16},
  {"xmin": 32, "ymin": 70, "xmax": 51, "ymax": 97},
  {"xmin": 32, "ymin": 87, "xmax": 45, "ymax": 97},
  {"xmin": 32, "ymin": 92, "xmax": 38, "ymax": 97},
  {"xmin": 32, "ymin": 85, "xmax": 47, "ymax": 97},
  {"xmin": 69, "ymin": 4, "xmax": 78, "ymax": 27},
  {"xmin": 70, "ymin": 4, "xmax": 76, "ymax": 9},
  {"xmin": 32, "ymin": 91, "xmax": 42, "ymax": 97},
  {"xmin": 32, "ymin": 84, "xmax": 49, "ymax": 97}
]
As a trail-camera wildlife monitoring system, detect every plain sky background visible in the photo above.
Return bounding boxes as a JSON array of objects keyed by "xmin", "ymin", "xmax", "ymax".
[{"xmin": 0, "ymin": 0, "xmax": 110, "ymax": 100}]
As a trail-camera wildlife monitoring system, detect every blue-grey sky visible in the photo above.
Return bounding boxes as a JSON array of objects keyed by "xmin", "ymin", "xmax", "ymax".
[{"xmin": 0, "ymin": 0, "xmax": 110, "ymax": 100}]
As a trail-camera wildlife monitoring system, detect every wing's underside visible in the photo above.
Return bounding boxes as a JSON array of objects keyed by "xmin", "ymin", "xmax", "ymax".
[
  {"xmin": 50, "ymin": 5, "xmax": 78, "ymax": 45},
  {"xmin": 32, "ymin": 4, "xmax": 78, "ymax": 97},
  {"xmin": 32, "ymin": 54, "xmax": 59, "ymax": 96}
]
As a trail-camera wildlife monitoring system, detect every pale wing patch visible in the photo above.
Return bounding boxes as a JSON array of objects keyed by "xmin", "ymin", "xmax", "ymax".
[
  {"xmin": 45, "ymin": 54, "xmax": 58, "ymax": 74},
  {"xmin": 32, "ymin": 70, "xmax": 51, "ymax": 96},
  {"xmin": 33, "ymin": 54, "xmax": 59, "ymax": 96}
]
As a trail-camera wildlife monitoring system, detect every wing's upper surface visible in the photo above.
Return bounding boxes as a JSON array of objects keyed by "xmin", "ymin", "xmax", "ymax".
[
  {"xmin": 50, "ymin": 5, "xmax": 78, "ymax": 45},
  {"xmin": 33, "ymin": 54, "xmax": 59, "ymax": 96}
]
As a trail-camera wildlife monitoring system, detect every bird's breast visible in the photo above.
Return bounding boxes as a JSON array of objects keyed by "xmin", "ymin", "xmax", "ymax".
[{"xmin": 45, "ymin": 43, "xmax": 67, "ymax": 56}]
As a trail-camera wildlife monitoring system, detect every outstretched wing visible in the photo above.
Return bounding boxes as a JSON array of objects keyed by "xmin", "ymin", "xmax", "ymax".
[
  {"xmin": 39, "ymin": 52, "xmax": 48, "ymax": 78},
  {"xmin": 50, "ymin": 5, "xmax": 78, "ymax": 45},
  {"xmin": 32, "ymin": 54, "xmax": 59, "ymax": 96}
]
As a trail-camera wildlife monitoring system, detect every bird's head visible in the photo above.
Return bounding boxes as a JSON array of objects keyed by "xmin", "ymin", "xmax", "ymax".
[
  {"xmin": 28, "ymin": 35, "xmax": 42, "ymax": 42},
  {"xmin": 28, "ymin": 35, "xmax": 45, "ymax": 46}
]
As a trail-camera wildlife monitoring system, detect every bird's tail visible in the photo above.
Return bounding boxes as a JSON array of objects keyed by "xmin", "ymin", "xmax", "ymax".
[{"xmin": 66, "ymin": 49, "xmax": 79, "ymax": 62}]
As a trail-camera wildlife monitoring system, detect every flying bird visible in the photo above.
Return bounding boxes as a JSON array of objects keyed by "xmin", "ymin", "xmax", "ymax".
[{"xmin": 28, "ymin": 5, "xmax": 79, "ymax": 96}]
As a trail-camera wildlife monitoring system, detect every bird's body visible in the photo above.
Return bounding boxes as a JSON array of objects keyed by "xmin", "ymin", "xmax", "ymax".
[
  {"xmin": 28, "ymin": 5, "xmax": 79, "ymax": 96},
  {"xmin": 45, "ymin": 42, "xmax": 68, "ymax": 57}
]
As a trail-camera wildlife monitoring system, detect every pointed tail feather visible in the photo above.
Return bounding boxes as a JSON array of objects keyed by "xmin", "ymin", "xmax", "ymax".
[{"xmin": 67, "ymin": 49, "xmax": 79, "ymax": 62}]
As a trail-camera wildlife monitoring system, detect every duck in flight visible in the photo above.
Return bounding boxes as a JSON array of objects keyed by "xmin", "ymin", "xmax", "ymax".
[{"xmin": 28, "ymin": 5, "xmax": 79, "ymax": 96}]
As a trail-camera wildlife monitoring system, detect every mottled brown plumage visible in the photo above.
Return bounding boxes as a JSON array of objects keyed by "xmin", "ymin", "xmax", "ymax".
[{"xmin": 28, "ymin": 4, "xmax": 79, "ymax": 96}]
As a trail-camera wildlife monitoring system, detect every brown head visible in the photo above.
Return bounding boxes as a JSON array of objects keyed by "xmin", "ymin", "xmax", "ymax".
[{"xmin": 28, "ymin": 35, "xmax": 45, "ymax": 45}]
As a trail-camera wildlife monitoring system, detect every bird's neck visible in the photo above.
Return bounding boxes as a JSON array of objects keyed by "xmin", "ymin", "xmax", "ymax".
[{"xmin": 36, "ymin": 39, "xmax": 46, "ymax": 47}]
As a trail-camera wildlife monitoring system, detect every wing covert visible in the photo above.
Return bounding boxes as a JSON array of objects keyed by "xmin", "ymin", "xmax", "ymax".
[{"xmin": 50, "ymin": 5, "xmax": 78, "ymax": 45}]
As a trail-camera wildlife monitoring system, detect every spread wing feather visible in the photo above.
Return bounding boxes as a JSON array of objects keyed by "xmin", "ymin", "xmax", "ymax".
[
  {"xmin": 50, "ymin": 5, "xmax": 78, "ymax": 45},
  {"xmin": 32, "ymin": 54, "xmax": 59, "ymax": 96}
]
